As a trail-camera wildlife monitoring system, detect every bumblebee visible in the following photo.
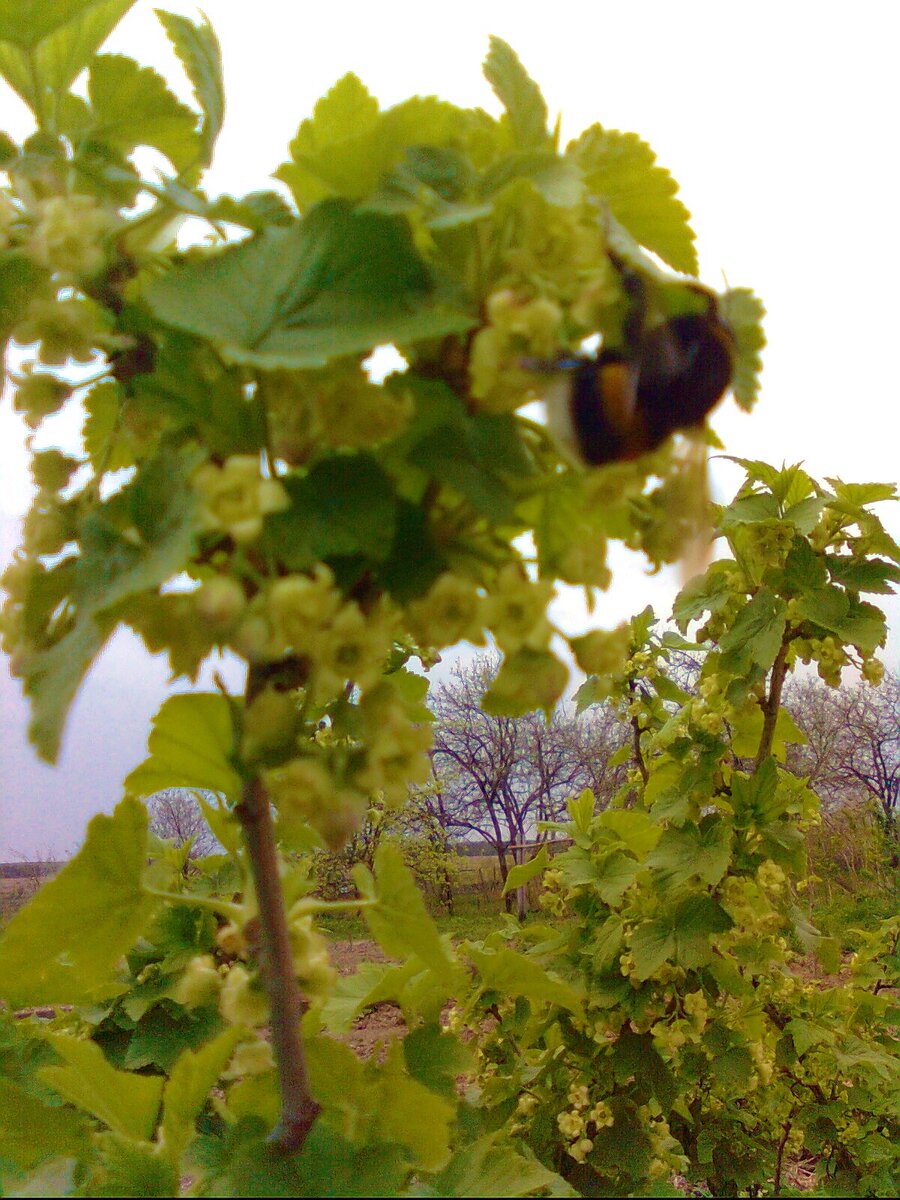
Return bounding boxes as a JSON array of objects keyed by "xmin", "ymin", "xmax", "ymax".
[{"xmin": 538, "ymin": 283, "xmax": 736, "ymax": 468}]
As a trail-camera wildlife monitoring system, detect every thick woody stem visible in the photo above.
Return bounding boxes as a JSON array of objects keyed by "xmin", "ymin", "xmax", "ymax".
[{"xmin": 236, "ymin": 671, "xmax": 319, "ymax": 1153}]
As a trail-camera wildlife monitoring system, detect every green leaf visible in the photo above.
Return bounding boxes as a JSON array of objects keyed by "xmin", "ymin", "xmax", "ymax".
[
  {"xmin": 730, "ymin": 708, "xmax": 806, "ymax": 762},
  {"xmin": 566, "ymin": 788, "xmax": 595, "ymax": 835},
  {"xmin": 825, "ymin": 478, "xmax": 897, "ymax": 507},
  {"xmin": 144, "ymin": 199, "xmax": 475, "ymax": 370},
  {"xmin": 794, "ymin": 587, "xmax": 886, "ymax": 652},
  {"xmin": 364, "ymin": 843, "xmax": 458, "ymax": 985},
  {"xmin": 92, "ymin": 1131, "xmax": 178, "ymax": 1197},
  {"xmin": 502, "ymin": 844, "xmax": 549, "ymax": 895},
  {"xmin": 0, "ymin": 797, "xmax": 158, "ymax": 1007},
  {"xmin": 632, "ymin": 895, "xmax": 732, "ymax": 980},
  {"xmin": 40, "ymin": 1034, "xmax": 163, "ymax": 1140},
  {"xmin": 646, "ymin": 816, "xmax": 733, "ymax": 888},
  {"xmin": 0, "ymin": 1079, "xmax": 91, "ymax": 1168},
  {"xmin": 671, "ymin": 894, "xmax": 733, "ymax": 968},
  {"xmin": 570, "ymin": 125, "xmax": 697, "ymax": 274},
  {"xmin": 631, "ymin": 919, "xmax": 675, "ymax": 980},
  {"xmin": 403, "ymin": 1025, "xmax": 474, "ymax": 1102},
  {"xmin": 483, "ymin": 38, "xmax": 549, "ymax": 149},
  {"xmin": 719, "ymin": 491, "xmax": 781, "ymax": 529},
  {"xmin": 124, "ymin": 693, "xmax": 243, "ymax": 802},
  {"xmin": 25, "ymin": 447, "xmax": 201, "ymax": 762},
  {"xmin": 424, "ymin": 1132, "xmax": 575, "ymax": 1197},
  {"xmin": 0, "ymin": 0, "xmax": 135, "ymax": 116},
  {"xmin": 277, "ymin": 83, "xmax": 463, "ymax": 208},
  {"xmin": 88, "ymin": 53, "xmax": 200, "ymax": 170},
  {"xmin": 709, "ymin": 1045, "xmax": 754, "ymax": 1089},
  {"xmin": 592, "ymin": 850, "xmax": 641, "ymax": 906},
  {"xmin": 782, "ymin": 537, "xmax": 828, "ymax": 593},
  {"xmin": 82, "ymin": 380, "xmax": 136, "ymax": 472},
  {"xmin": 826, "ymin": 555, "xmax": 900, "ymax": 594},
  {"xmin": 591, "ymin": 915, "xmax": 625, "ymax": 971},
  {"xmin": 160, "ymin": 1028, "xmax": 242, "ymax": 1166},
  {"xmin": 466, "ymin": 945, "xmax": 582, "ymax": 1013},
  {"xmin": 0, "ymin": 251, "xmax": 46, "ymax": 349},
  {"xmin": 719, "ymin": 588, "xmax": 787, "ymax": 675},
  {"xmin": 721, "ymin": 288, "xmax": 766, "ymax": 410},
  {"xmin": 599, "ymin": 809, "xmax": 662, "ymax": 858},
  {"xmin": 786, "ymin": 1018, "xmax": 829, "ymax": 1057},
  {"xmin": 263, "ymin": 455, "xmax": 398, "ymax": 570},
  {"xmin": 193, "ymin": 1116, "xmax": 409, "ymax": 1197},
  {"xmin": 673, "ymin": 564, "xmax": 732, "ymax": 632},
  {"xmin": 783, "ymin": 496, "xmax": 825, "ymax": 534},
  {"xmin": 374, "ymin": 1043, "xmax": 455, "ymax": 1171},
  {"xmin": 155, "ymin": 8, "xmax": 223, "ymax": 165}
]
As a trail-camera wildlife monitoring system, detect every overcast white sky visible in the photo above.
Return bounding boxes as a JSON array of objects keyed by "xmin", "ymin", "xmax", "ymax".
[{"xmin": 2, "ymin": 1, "xmax": 899, "ymax": 857}]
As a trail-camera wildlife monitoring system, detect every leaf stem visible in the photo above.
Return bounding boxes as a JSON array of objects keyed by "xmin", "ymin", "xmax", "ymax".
[
  {"xmin": 236, "ymin": 666, "xmax": 319, "ymax": 1152},
  {"xmin": 143, "ymin": 887, "xmax": 241, "ymax": 920}
]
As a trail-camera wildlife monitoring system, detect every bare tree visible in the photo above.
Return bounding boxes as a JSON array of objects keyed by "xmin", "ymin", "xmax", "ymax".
[
  {"xmin": 430, "ymin": 653, "xmax": 627, "ymax": 916},
  {"xmin": 146, "ymin": 789, "xmax": 220, "ymax": 858},
  {"xmin": 784, "ymin": 671, "xmax": 900, "ymax": 834}
]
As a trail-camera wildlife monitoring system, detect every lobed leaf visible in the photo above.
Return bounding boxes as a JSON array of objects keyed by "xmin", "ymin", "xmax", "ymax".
[
  {"xmin": 722, "ymin": 288, "xmax": 766, "ymax": 410},
  {"xmin": 88, "ymin": 53, "xmax": 200, "ymax": 170},
  {"xmin": 0, "ymin": 1079, "xmax": 91, "ymax": 1168},
  {"xmin": 483, "ymin": 38, "xmax": 549, "ymax": 149},
  {"xmin": 155, "ymin": 8, "xmax": 224, "ymax": 165},
  {"xmin": 363, "ymin": 843, "xmax": 459, "ymax": 985},
  {"xmin": 143, "ymin": 199, "xmax": 475, "ymax": 369},
  {"xmin": 0, "ymin": 797, "xmax": 158, "ymax": 1008},
  {"xmin": 160, "ymin": 1028, "xmax": 242, "ymax": 1166},
  {"xmin": 41, "ymin": 1033, "xmax": 163, "ymax": 1141},
  {"xmin": 501, "ymin": 843, "xmax": 549, "ymax": 895},
  {"xmin": 570, "ymin": 124, "xmax": 697, "ymax": 274},
  {"xmin": 24, "ymin": 446, "xmax": 201, "ymax": 762},
  {"xmin": 0, "ymin": 0, "xmax": 135, "ymax": 115},
  {"xmin": 124, "ymin": 693, "xmax": 243, "ymax": 802},
  {"xmin": 423, "ymin": 1132, "xmax": 576, "ymax": 1197}
]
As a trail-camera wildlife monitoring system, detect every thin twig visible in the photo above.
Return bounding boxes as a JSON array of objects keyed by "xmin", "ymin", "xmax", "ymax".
[{"xmin": 773, "ymin": 1119, "xmax": 792, "ymax": 1197}]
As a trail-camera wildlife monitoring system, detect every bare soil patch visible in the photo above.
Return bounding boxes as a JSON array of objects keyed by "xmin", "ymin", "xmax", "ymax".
[{"xmin": 329, "ymin": 939, "xmax": 407, "ymax": 1058}]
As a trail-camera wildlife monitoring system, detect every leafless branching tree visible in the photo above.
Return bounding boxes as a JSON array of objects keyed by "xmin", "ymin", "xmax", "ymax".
[
  {"xmin": 430, "ymin": 653, "xmax": 628, "ymax": 915},
  {"xmin": 146, "ymin": 789, "xmax": 220, "ymax": 858},
  {"xmin": 784, "ymin": 671, "xmax": 900, "ymax": 834}
]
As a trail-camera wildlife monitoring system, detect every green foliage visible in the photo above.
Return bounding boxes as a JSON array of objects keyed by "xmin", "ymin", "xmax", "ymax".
[
  {"xmin": 459, "ymin": 467, "xmax": 899, "ymax": 1197},
  {"xmin": 2, "ymin": 6, "xmax": 893, "ymax": 1197}
]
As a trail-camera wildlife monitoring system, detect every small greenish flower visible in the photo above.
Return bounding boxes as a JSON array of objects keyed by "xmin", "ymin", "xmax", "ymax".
[
  {"xmin": 11, "ymin": 364, "xmax": 73, "ymax": 427},
  {"xmin": 268, "ymin": 567, "xmax": 339, "ymax": 656},
  {"xmin": 14, "ymin": 297, "xmax": 106, "ymax": 364},
  {"xmin": 407, "ymin": 572, "xmax": 485, "ymax": 649},
  {"xmin": 483, "ymin": 564, "xmax": 553, "ymax": 653},
  {"xmin": 219, "ymin": 964, "xmax": 268, "ymax": 1027},
  {"xmin": 194, "ymin": 455, "xmax": 289, "ymax": 543}
]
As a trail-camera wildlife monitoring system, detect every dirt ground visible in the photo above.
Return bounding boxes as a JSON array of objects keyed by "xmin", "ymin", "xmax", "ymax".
[{"xmin": 330, "ymin": 939, "xmax": 408, "ymax": 1058}]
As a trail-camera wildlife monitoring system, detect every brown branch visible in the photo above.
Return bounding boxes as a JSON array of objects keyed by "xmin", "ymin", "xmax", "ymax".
[
  {"xmin": 631, "ymin": 715, "xmax": 649, "ymax": 786},
  {"xmin": 236, "ymin": 669, "xmax": 319, "ymax": 1154},
  {"xmin": 773, "ymin": 1119, "xmax": 792, "ymax": 1197},
  {"xmin": 754, "ymin": 640, "xmax": 790, "ymax": 771}
]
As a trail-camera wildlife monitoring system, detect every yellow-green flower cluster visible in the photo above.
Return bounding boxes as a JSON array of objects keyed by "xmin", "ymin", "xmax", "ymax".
[
  {"xmin": 358, "ymin": 682, "xmax": 434, "ymax": 806},
  {"xmin": 265, "ymin": 756, "xmax": 366, "ymax": 851},
  {"xmin": 28, "ymin": 195, "xmax": 114, "ymax": 278}
]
